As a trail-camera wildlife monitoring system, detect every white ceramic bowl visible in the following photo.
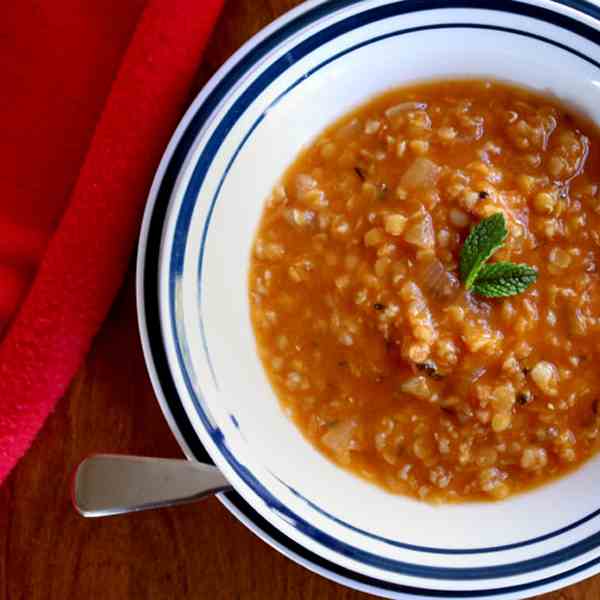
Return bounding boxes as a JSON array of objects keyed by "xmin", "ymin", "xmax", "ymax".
[{"xmin": 137, "ymin": 1, "xmax": 600, "ymax": 597}]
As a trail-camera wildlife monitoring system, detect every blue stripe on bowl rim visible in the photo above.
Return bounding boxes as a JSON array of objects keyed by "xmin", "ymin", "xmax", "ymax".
[
  {"xmin": 150, "ymin": 0, "xmax": 600, "ymax": 588},
  {"xmin": 193, "ymin": 16, "xmax": 600, "ymax": 563}
]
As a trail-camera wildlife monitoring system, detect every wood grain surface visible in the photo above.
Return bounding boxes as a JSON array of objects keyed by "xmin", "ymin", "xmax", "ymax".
[{"xmin": 0, "ymin": 1, "xmax": 597, "ymax": 598}]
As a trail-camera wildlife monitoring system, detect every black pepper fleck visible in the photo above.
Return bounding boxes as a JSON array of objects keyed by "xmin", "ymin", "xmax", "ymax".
[
  {"xmin": 416, "ymin": 361, "xmax": 444, "ymax": 379},
  {"xmin": 354, "ymin": 166, "xmax": 366, "ymax": 181},
  {"xmin": 517, "ymin": 391, "xmax": 533, "ymax": 406}
]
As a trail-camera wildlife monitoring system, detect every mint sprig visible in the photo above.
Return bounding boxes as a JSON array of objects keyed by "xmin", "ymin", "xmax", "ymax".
[
  {"xmin": 471, "ymin": 262, "xmax": 538, "ymax": 297},
  {"xmin": 459, "ymin": 213, "xmax": 538, "ymax": 298},
  {"xmin": 459, "ymin": 213, "xmax": 507, "ymax": 289}
]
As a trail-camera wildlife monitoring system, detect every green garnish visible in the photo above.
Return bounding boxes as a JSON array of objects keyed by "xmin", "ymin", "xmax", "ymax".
[
  {"xmin": 471, "ymin": 262, "xmax": 538, "ymax": 297},
  {"xmin": 459, "ymin": 213, "xmax": 507, "ymax": 289},
  {"xmin": 459, "ymin": 213, "xmax": 538, "ymax": 298}
]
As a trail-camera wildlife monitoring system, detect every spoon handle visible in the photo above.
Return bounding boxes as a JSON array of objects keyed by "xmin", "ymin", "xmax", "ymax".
[{"xmin": 72, "ymin": 454, "xmax": 231, "ymax": 517}]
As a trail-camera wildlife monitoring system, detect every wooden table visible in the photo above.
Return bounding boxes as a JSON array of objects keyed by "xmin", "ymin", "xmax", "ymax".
[{"xmin": 0, "ymin": 1, "xmax": 596, "ymax": 598}]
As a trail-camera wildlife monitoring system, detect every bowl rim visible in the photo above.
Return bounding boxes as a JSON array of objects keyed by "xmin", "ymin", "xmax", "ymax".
[
  {"xmin": 137, "ymin": 0, "xmax": 600, "ymax": 597},
  {"xmin": 161, "ymin": 0, "xmax": 600, "ymax": 565}
]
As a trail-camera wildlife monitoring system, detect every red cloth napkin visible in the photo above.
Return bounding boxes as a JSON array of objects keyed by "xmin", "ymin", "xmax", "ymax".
[{"xmin": 0, "ymin": 0, "xmax": 223, "ymax": 484}]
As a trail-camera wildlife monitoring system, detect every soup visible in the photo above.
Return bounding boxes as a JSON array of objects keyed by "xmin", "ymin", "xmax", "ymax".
[{"xmin": 249, "ymin": 80, "xmax": 600, "ymax": 502}]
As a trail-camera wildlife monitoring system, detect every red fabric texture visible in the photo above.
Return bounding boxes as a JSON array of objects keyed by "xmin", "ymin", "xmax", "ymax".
[{"xmin": 0, "ymin": 0, "xmax": 223, "ymax": 483}]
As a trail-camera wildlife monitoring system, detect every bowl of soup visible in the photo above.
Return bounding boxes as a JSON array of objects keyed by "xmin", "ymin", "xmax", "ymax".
[{"xmin": 137, "ymin": 1, "xmax": 600, "ymax": 597}]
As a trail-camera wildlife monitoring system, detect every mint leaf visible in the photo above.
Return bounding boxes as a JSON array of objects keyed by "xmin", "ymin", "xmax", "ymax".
[
  {"xmin": 460, "ymin": 213, "xmax": 508, "ymax": 290},
  {"xmin": 471, "ymin": 262, "xmax": 538, "ymax": 297}
]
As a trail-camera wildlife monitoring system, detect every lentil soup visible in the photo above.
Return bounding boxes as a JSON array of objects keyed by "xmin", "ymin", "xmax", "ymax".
[{"xmin": 249, "ymin": 80, "xmax": 600, "ymax": 502}]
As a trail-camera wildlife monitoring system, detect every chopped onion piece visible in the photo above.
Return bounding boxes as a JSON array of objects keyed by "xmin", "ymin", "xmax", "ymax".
[
  {"xmin": 421, "ymin": 259, "xmax": 459, "ymax": 300},
  {"xmin": 295, "ymin": 173, "xmax": 317, "ymax": 199},
  {"xmin": 400, "ymin": 376, "xmax": 432, "ymax": 399},
  {"xmin": 322, "ymin": 419, "xmax": 357, "ymax": 464},
  {"xmin": 404, "ymin": 213, "xmax": 435, "ymax": 249},
  {"xmin": 400, "ymin": 158, "xmax": 441, "ymax": 190},
  {"xmin": 334, "ymin": 118, "xmax": 361, "ymax": 140},
  {"xmin": 385, "ymin": 102, "xmax": 428, "ymax": 118}
]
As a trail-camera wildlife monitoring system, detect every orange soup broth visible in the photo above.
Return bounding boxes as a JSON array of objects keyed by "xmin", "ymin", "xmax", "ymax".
[{"xmin": 249, "ymin": 80, "xmax": 600, "ymax": 502}]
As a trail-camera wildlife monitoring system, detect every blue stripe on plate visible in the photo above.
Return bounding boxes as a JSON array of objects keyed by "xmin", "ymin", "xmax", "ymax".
[{"xmin": 154, "ymin": 0, "xmax": 600, "ymax": 586}]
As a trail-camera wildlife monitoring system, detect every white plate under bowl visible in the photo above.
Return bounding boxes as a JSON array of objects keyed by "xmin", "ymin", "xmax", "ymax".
[{"xmin": 137, "ymin": 1, "xmax": 600, "ymax": 598}]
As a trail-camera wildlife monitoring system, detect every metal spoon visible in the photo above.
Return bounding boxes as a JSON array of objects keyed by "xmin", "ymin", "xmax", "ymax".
[{"xmin": 72, "ymin": 454, "xmax": 231, "ymax": 517}]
